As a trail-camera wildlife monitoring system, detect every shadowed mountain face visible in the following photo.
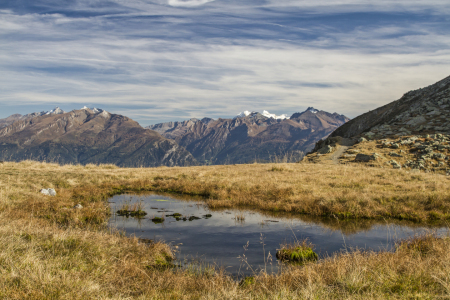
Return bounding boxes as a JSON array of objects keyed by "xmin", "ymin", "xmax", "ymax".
[
  {"xmin": 147, "ymin": 109, "xmax": 349, "ymax": 164},
  {"xmin": 330, "ymin": 75, "xmax": 450, "ymax": 139},
  {"xmin": 0, "ymin": 109, "xmax": 197, "ymax": 167}
]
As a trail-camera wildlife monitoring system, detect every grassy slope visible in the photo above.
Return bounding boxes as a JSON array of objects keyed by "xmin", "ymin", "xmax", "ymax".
[{"xmin": 0, "ymin": 160, "xmax": 450, "ymax": 299}]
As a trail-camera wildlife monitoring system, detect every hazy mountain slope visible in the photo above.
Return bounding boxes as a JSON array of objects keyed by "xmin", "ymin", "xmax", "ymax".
[
  {"xmin": 0, "ymin": 114, "xmax": 22, "ymax": 129},
  {"xmin": 0, "ymin": 108, "xmax": 197, "ymax": 167},
  {"xmin": 147, "ymin": 108, "xmax": 349, "ymax": 164},
  {"xmin": 0, "ymin": 107, "xmax": 66, "ymax": 129}
]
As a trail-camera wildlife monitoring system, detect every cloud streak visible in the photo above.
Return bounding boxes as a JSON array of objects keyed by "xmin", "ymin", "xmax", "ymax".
[
  {"xmin": 167, "ymin": 0, "xmax": 216, "ymax": 7},
  {"xmin": 0, "ymin": 1, "xmax": 450, "ymax": 125}
]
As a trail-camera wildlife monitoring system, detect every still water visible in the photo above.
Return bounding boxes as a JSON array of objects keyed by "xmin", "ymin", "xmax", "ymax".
[{"xmin": 108, "ymin": 194, "xmax": 448, "ymax": 276}]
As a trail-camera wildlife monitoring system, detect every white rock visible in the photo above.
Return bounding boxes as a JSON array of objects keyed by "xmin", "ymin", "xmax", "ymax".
[
  {"xmin": 73, "ymin": 204, "xmax": 83, "ymax": 209},
  {"xmin": 40, "ymin": 188, "xmax": 56, "ymax": 196}
]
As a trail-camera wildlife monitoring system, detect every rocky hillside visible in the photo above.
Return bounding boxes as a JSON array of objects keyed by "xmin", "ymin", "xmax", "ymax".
[
  {"xmin": 305, "ymin": 75, "xmax": 450, "ymax": 175},
  {"xmin": 147, "ymin": 108, "xmax": 349, "ymax": 164},
  {"xmin": 0, "ymin": 108, "xmax": 197, "ymax": 167},
  {"xmin": 330, "ymin": 75, "xmax": 450, "ymax": 138}
]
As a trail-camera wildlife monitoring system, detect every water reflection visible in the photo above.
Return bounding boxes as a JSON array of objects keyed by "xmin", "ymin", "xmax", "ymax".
[{"xmin": 108, "ymin": 193, "xmax": 448, "ymax": 276}]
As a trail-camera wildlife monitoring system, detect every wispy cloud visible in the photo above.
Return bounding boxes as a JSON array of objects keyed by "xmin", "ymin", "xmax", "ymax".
[
  {"xmin": 0, "ymin": 1, "xmax": 449, "ymax": 125},
  {"xmin": 167, "ymin": 0, "xmax": 216, "ymax": 7}
]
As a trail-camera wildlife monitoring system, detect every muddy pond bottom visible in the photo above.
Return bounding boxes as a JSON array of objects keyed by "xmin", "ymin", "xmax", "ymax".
[{"xmin": 108, "ymin": 194, "xmax": 448, "ymax": 276}]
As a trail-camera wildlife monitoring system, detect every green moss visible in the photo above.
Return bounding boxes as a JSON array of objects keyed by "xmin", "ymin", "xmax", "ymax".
[
  {"xmin": 151, "ymin": 217, "xmax": 165, "ymax": 224},
  {"xmin": 276, "ymin": 244, "xmax": 318, "ymax": 264},
  {"xmin": 239, "ymin": 276, "xmax": 255, "ymax": 287},
  {"xmin": 116, "ymin": 209, "xmax": 147, "ymax": 218},
  {"xmin": 170, "ymin": 213, "xmax": 182, "ymax": 217}
]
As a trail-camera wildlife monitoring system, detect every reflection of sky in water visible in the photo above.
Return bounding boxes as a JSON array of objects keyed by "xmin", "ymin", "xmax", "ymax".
[{"xmin": 108, "ymin": 194, "xmax": 448, "ymax": 276}]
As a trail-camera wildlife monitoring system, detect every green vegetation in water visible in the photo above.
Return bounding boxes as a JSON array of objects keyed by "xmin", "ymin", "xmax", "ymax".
[
  {"xmin": 173, "ymin": 215, "xmax": 201, "ymax": 221},
  {"xmin": 166, "ymin": 213, "xmax": 182, "ymax": 217},
  {"xmin": 116, "ymin": 201, "xmax": 147, "ymax": 218},
  {"xmin": 151, "ymin": 217, "xmax": 165, "ymax": 224},
  {"xmin": 116, "ymin": 209, "xmax": 147, "ymax": 217},
  {"xmin": 203, "ymin": 214, "xmax": 212, "ymax": 218},
  {"xmin": 276, "ymin": 241, "xmax": 318, "ymax": 264}
]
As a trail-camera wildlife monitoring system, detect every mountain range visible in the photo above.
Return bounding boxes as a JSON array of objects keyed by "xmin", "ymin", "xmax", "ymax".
[
  {"xmin": 147, "ymin": 108, "xmax": 349, "ymax": 164},
  {"xmin": 0, "ymin": 106, "xmax": 349, "ymax": 166}
]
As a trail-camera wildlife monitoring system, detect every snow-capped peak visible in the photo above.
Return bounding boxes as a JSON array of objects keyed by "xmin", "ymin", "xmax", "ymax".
[
  {"xmin": 236, "ymin": 111, "xmax": 252, "ymax": 118},
  {"xmin": 306, "ymin": 107, "xmax": 319, "ymax": 114},
  {"xmin": 45, "ymin": 107, "xmax": 66, "ymax": 115},
  {"xmin": 235, "ymin": 110, "xmax": 289, "ymax": 120},
  {"xmin": 81, "ymin": 106, "xmax": 103, "ymax": 114},
  {"xmin": 261, "ymin": 110, "xmax": 289, "ymax": 120}
]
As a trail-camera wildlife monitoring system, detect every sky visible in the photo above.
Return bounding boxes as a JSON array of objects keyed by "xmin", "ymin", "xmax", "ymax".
[{"xmin": 1, "ymin": 0, "xmax": 450, "ymax": 126}]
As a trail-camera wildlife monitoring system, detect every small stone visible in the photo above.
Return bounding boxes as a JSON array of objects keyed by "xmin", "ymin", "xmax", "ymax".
[
  {"xmin": 346, "ymin": 149, "xmax": 360, "ymax": 154},
  {"xmin": 389, "ymin": 152, "xmax": 402, "ymax": 157},
  {"xmin": 389, "ymin": 160, "xmax": 402, "ymax": 169},
  {"xmin": 73, "ymin": 204, "xmax": 83, "ymax": 209}
]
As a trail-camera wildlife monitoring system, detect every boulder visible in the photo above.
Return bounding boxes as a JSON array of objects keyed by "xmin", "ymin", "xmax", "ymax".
[
  {"xmin": 358, "ymin": 137, "xmax": 367, "ymax": 143},
  {"xmin": 355, "ymin": 153, "xmax": 378, "ymax": 162},
  {"xmin": 317, "ymin": 145, "xmax": 334, "ymax": 154},
  {"xmin": 40, "ymin": 188, "xmax": 56, "ymax": 196}
]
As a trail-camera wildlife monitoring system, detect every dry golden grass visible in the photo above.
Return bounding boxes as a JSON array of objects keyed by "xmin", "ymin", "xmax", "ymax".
[
  {"xmin": 0, "ymin": 160, "xmax": 450, "ymax": 299},
  {"xmin": 4, "ymin": 158, "xmax": 445, "ymax": 222}
]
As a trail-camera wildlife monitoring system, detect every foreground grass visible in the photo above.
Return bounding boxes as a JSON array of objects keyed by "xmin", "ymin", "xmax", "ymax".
[{"xmin": 0, "ymin": 160, "xmax": 450, "ymax": 299}]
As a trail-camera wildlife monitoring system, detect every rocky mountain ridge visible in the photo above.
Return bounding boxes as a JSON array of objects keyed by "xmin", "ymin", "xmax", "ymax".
[
  {"xmin": 330, "ymin": 75, "xmax": 450, "ymax": 139},
  {"xmin": 147, "ymin": 108, "xmax": 349, "ymax": 164},
  {"xmin": 0, "ymin": 108, "xmax": 197, "ymax": 167}
]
